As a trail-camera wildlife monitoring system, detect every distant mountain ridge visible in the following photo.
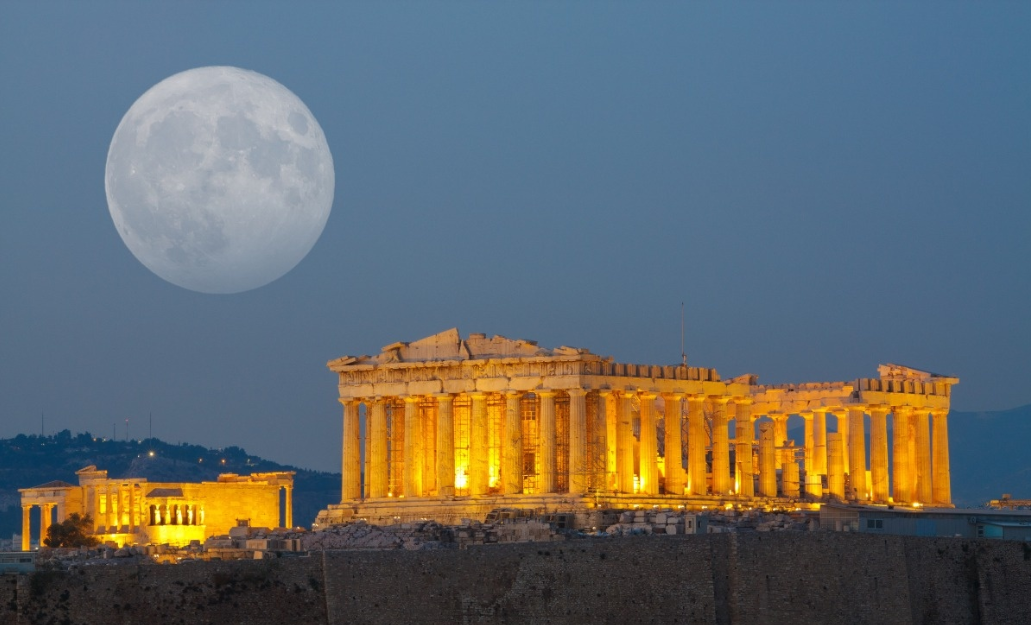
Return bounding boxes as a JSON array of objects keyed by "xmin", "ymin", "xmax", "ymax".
[{"xmin": 0, "ymin": 431, "xmax": 340, "ymax": 538}]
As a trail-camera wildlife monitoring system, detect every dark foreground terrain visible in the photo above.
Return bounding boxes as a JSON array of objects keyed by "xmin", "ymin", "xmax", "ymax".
[{"xmin": 4, "ymin": 532, "xmax": 1031, "ymax": 625}]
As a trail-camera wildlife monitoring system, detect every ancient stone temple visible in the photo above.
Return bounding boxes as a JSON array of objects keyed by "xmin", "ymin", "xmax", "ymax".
[
  {"xmin": 317, "ymin": 329, "xmax": 958, "ymax": 526},
  {"xmin": 19, "ymin": 467, "xmax": 293, "ymax": 549}
]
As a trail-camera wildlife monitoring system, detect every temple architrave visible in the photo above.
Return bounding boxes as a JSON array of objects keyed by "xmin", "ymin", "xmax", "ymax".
[
  {"xmin": 19, "ymin": 467, "xmax": 293, "ymax": 550},
  {"xmin": 316, "ymin": 329, "xmax": 958, "ymax": 526}
]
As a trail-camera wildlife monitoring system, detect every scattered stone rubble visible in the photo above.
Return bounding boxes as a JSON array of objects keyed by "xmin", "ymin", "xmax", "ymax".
[{"xmin": 32, "ymin": 508, "xmax": 816, "ymax": 569}]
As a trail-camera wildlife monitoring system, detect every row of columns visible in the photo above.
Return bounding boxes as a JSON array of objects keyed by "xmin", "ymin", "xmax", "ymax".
[
  {"xmin": 773, "ymin": 405, "xmax": 951, "ymax": 505},
  {"xmin": 340, "ymin": 392, "xmax": 951, "ymax": 506},
  {"xmin": 21, "ymin": 504, "xmax": 55, "ymax": 551},
  {"xmin": 342, "ymin": 390, "xmax": 755, "ymax": 501}
]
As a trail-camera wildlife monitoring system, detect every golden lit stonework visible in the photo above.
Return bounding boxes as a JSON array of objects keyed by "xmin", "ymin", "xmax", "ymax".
[
  {"xmin": 19, "ymin": 467, "xmax": 293, "ymax": 550},
  {"xmin": 317, "ymin": 329, "xmax": 957, "ymax": 526}
]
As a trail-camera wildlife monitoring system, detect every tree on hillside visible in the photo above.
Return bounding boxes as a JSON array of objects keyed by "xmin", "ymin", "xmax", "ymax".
[{"xmin": 43, "ymin": 513, "xmax": 99, "ymax": 548}]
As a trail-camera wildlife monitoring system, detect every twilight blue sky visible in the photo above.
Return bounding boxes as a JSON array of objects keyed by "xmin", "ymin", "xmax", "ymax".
[{"xmin": 1, "ymin": 3, "xmax": 1029, "ymax": 473}]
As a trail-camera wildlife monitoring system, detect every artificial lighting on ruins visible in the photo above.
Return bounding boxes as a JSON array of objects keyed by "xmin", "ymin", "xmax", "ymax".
[{"xmin": 310, "ymin": 329, "xmax": 958, "ymax": 527}]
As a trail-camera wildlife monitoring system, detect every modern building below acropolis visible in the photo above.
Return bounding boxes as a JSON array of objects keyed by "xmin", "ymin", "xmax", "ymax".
[{"xmin": 316, "ymin": 329, "xmax": 957, "ymax": 525}]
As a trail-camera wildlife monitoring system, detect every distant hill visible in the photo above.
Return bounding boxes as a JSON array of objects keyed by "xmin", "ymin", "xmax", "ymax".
[{"xmin": 0, "ymin": 430, "xmax": 340, "ymax": 538}]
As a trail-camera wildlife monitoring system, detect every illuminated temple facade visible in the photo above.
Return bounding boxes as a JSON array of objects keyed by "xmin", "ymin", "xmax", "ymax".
[
  {"xmin": 317, "ymin": 329, "xmax": 957, "ymax": 525},
  {"xmin": 19, "ymin": 466, "xmax": 293, "ymax": 549}
]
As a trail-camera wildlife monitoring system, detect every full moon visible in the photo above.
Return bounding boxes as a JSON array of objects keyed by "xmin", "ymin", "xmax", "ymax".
[{"xmin": 105, "ymin": 66, "xmax": 334, "ymax": 294}]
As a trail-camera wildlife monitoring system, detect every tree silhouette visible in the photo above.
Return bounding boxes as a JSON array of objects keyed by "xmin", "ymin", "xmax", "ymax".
[{"xmin": 43, "ymin": 513, "xmax": 99, "ymax": 548}]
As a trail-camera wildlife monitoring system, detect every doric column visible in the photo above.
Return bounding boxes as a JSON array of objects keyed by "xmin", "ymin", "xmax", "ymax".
[
  {"xmin": 600, "ymin": 391, "xmax": 618, "ymax": 491},
  {"xmin": 638, "ymin": 393, "xmax": 659, "ymax": 495},
  {"xmin": 567, "ymin": 388, "xmax": 588, "ymax": 495},
  {"xmin": 436, "ymin": 394, "xmax": 455, "ymax": 497},
  {"xmin": 831, "ymin": 410, "xmax": 850, "ymax": 476},
  {"xmin": 772, "ymin": 414, "xmax": 789, "ymax": 464},
  {"xmin": 503, "ymin": 392, "xmax": 523, "ymax": 495},
  {"xmin": 813, "ymin": 410, "xmax": 828, "ymax": 476},
  {"xmin": 913, "ymin": 408, "xmax": 933, "ymax": 505},
  {"xmin": 285, "ymin": 486, "xmax": 293, "ymax": 528},
  {"xmin": 616, "ymin": 392, "xmax": 635, "ymax": 493},
  {"xmin": 662, "ymin": 393, "xmax": 685, "ymax": 495},
  {"xmin": 711, "ymin": 397, "xmax": 731, "ymax": 495},
  {"xmin": 687, "ymin": 395, "xmax": 707, "ymax": 496},
  {"xmin": 368, "ymin": 399, "xmax": 389, "ymax": 499},
  {"xmin": 801, "ymin": 412, "xmax": 815, "ymax": 475},
  {"xmin": 869, "ymin": 406, "xmax": 890, "ymax": 503},
  {"xmin": 403, "ymin": 397, "xmax": 421, "ymax": 498},
  {"xmin": 893, "ymin": 406, "xmax": 912, "ymax": 503},
  {"xmin": 538, "ymin": 391, "xmax": 557, "ymax": 494},
  {"xmin": 932, "ymin": 409, "xmax": 952, "ymax": 506},
  {"xmin": 21, "ymin": 506, "xmax": 31, "ymax": 551},
  {"xmin": 758, "ymin": 422, "xmax": 777, "ymax": 498},
  {"xmin": 469, "ymin": 393, "xmax": 489, "ymax": 496},
  {"xmin": 827, "ymin": 433, "xmax": 845, "ymax": 500},
  {"xmin": 848, "ymin": 406, "xmax": 867, "ymax": 500},
  {"xmin": 40, "ymin": 504, "xmax": 52, "ymax": 542},
  {"xmin": 735, "ymin": 399, "xmax": 754, "ymax": 498},
  {"xmin": 341, "ymin": 399, "xmax": 361, "ymax": 501}
]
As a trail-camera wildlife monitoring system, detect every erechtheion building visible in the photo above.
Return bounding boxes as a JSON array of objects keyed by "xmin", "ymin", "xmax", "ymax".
[
  {"xmin": 19, "ymin": 466, "xmax": 293, "ymax": 550},
  {"xmin": 317, "ymin": 329, "xmax": 957, "ymax": 525}
]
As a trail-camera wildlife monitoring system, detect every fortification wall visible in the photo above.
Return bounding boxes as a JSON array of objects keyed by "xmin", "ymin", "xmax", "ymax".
[{"xmin": 3, "ymin": 533, "xmax": 1031, "ymax": 625}]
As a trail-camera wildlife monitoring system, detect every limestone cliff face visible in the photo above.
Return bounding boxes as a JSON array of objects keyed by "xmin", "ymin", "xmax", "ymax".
[{"xmin": 6, "ymin": 533, "xmax": 1031, "ymax": 625}]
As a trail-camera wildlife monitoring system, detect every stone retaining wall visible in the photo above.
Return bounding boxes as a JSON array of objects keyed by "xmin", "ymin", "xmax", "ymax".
[{"xmin": 4, "ymin": 533, "xmax": 1031, "ymax": 624}]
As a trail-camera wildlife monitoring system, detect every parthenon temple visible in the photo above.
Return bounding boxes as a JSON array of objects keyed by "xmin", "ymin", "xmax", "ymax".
[{"xmin": 316, "ymin": 329, "xmax": 957, "ymax": 525}]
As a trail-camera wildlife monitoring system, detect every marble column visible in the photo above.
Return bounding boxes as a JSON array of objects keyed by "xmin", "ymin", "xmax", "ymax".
[
  {"xmin": 538, "ymin": 391, "xmax": 557, "ymax": 494},
  {"xmin": 128, "ymin": 485, "xmax": 135, "ymax": 533},
  {"xmin": 638, "ymin": 393, "xmax": 658, "ymax": 495},
  {"xmin": 503, "ymin": 392, "xmax": 523, "ymax": 495},
  {"xmin": 600, "ymin": 391, "xmax": 618, "ymax": 492},
  {"xmin": 813, "ymin": 410, "xmax": 828, "ymax": 476},
  {"xmin": 436, "ymin": 394, "xmax": 455, "ymax": 498},
  {"xmin": 801, "ymin": 412, "xmax": 815, "ymax": 475},
  {"xmin": 567, "ymin": 389, "xmax": 588, "ymax": 495},
  {"xmin": 827, "ymin": 433, "xmax": 845, "ymax": 500},
  {"xmin": 932, "ymin": 409, "xmax": 952, "ymax": 506},
  {"xmin": 869, "ymin": 406, "xmax": 890, "ymax": 503},
  {"xmin": 832, "ymin": 410, "xmax": 850, "ymax": 476},
  {"xmin": 341, "ymin": 399, "xmax": 361, "ymax": 501},
  {"xmin": 40, "ymin": 504, "xmax": 52, "ymax": 543},
  {"xmin": 893, "ymin": 406, "xmax": 912, "ymax": 503},
  {"xmin": 285, "ymin": 486, "xmax": 293, "ymax": 528},
  {"xmin": 711, "ymin": 397, "xmax": 731, "ymax": 495},
  {"xmin": 758, "ymin": 422, "xmax": 777, "ymax": 498},
  {"xmin": 914, "ymin": 408, "xmax": 933, "ymax": 505},
  {"xmin": 617, "ymin": 393, "xmax": 635, "ymax": 493},
  {"xmin": 105, "ymin": 485, "xmax": 113, "ymax": 531},
  {"xmin": 735, "ymin": 399, "xmax": 755, "ymax": 498},
  {"xmin": 662, "ymin": 393, "xmax": 685, "ymax": 495},
  {"xmin": 772, "ymin": 414, "xmax": 789, "ymax": 464},
  {"xmin": 21, "ymin": 506, "xmax": 31, "ymax": 551},
  {"xmin": 470, "ymin": 393, "xmax": 489, "ymax": 496},
  {"xmin": 848, "ymin": 406, "xmax": 867, "ymax": 500},
  {"xmin": 403, "ymin": 397, "xmax": 421, "ymax": 498},
  {"xmin": 687, "ymin": 395, "xmax": 707, "ymax": 496},
  {"xmin": 368, "ymin": 399, "xmax": 389, "ymax": 498}
]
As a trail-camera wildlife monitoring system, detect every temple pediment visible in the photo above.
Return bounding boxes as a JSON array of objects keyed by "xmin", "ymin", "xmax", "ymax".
[
  {"xmin": 878, "ymin": 363, "xmax": 959, "ymax": 384},
  {"xmin": 329, "ymin": 328, "xmax": 592, "ymax": 368}
]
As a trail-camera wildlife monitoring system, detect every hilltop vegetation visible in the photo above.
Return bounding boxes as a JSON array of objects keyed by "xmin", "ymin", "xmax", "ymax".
[{"xmin": 0, "ymin": 431, "xmax": 340, "ymax": 536}]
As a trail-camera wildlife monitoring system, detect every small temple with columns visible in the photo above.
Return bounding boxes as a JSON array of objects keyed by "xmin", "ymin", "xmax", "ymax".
[
  {"xmin": 316, "ymin": 329, "xmax": 957, "ymax": 526},
  {"xmin": 19, "ymin": 467, "xmax": 294, "ymax": 550}
]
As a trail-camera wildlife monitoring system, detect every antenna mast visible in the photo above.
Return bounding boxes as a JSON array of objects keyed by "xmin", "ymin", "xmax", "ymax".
[{"xmin": 681, "ymin": 301, "xmax": 687, "ymax": 366}]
